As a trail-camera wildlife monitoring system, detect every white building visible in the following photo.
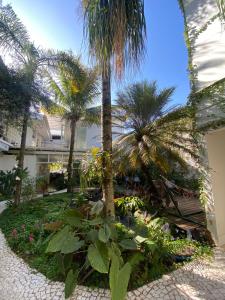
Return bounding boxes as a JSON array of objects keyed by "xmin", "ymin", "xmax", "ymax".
[
  {"xmin": 183, "ymin": 0, "xmax": 225, "ymax": 245},
  {"xmin": 0, "ymin": 109, "xmax": 119, "ymax": 178}
]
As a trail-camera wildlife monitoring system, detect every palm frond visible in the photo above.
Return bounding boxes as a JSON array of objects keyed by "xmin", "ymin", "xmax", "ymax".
[
  {"xmin": 114, "ymin": 81, "xmax": 198, "ymax": 176},
  {"xmin": 83, "ymin": 0, "xmax": 146, "ymax": 76},
  {"xmin": 0, "ymin": 5, "xmax": 30, "ymax": 62}
]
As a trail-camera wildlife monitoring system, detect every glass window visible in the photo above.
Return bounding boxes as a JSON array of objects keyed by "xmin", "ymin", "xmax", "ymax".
[
  {"xmin": 49, "ymin": 154, "xmax": 63, "ymax": 162},
  {"xmin": 75, "ymin": 127, "xmax": 87, "ymax": 149},
  {"xmin": 37, "ymin": 154, "xmax": 48, "ymax": 163}
]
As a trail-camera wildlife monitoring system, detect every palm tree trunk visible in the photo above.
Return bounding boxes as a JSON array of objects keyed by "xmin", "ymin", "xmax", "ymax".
[
  {"xmin": 67, "ymin": 118, "xmax": 76, "ymax": 193},
  {"xmin": 14, "ymin": 109, "xmax": 29, "ymax": 205},
  {"xmin": 101, "ymin": 66, "xmax": 115, "ymax": 217}
]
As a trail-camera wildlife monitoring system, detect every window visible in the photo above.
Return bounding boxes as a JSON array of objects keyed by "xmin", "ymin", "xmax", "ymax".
[
  {"xmin": 52, "ymin": 135, "xmax": 61, "ymax": 140},
  {"xmin": 49, "ymin": 154, "xmax": 63, "ymax": 162},
  {"xmin": 75, "ymin": 127, "xmax": 87, "ymax": 149},
  {"xmin": 37, "ymin": 154, "xmax": 48, "ymax": 163}
]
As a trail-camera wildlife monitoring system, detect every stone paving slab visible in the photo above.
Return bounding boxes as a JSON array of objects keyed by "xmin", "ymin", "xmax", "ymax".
[{"xmin": 0, "ymin": 201, "xmax": 225, "ymax": 299}]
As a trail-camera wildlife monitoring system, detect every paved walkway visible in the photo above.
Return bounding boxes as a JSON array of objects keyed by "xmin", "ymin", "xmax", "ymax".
[{"xmin": 0, "ymin": 201, "xmax": 225, "ymax": 299}]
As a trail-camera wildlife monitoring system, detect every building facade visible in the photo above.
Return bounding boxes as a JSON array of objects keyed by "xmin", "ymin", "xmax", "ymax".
[
  {"xmin": 0, "ymin": 109, "xmax": 118, "ymax": 179},
  {"xmin": 183, "ymin": 0, "xmax": 225, "ymax": 245}
]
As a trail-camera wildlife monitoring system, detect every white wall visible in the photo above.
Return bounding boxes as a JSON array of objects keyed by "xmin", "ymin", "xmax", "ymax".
[
  {"xmin": 184, "ymin": 0, "xmax": 225, "ymax": 90},
  {"xmin": 0, "ymin": 154, "xmax": 37, "ymax": 178},
  {"xmin": 5, "ymin": 126, "xmax": 34, "ymax": 147},
  {"xmin": 184, "ymin": 0, "xmax": 225, "ymax": 245}
]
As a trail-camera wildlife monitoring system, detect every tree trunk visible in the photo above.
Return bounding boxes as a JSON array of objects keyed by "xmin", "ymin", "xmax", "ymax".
[
  {"xmin": 101, "ymin": 67, "xmax": 115, "ymax": 217},
  {"xmin": 67, "ymin": 118, "xmax": 76, "ymax": 193},
  {"xmin": 140, "ymin": 162, "xmax": 159, "ymax": 195},
  {"xmin": 14, "ymin": 110, "xmax": 29, "ymax": 206}
]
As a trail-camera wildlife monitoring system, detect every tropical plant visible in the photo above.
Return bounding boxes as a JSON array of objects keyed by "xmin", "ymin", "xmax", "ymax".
[
  {"xmin": 0, "ymin": 57, "xmax": 28, "ymax": 124},
  {"xmin": 36, "ymin": 175, "xmax": 49, "ymax": 196},
  {"xmin": 45, "ymin": 52, "xmax": 99, "ymax": 193},
  {"xmin": 46, "ymin": 200, "xmax": 158, "ymax": 299},
  {"xmin": 80, "ymin": 147, "xmax": 104, "ymax": 188},
  {"xmin": 83, "ymin": 0, "xmax": 146, "ymax": 217},
  {"xmin": 113, "ymin": 81, "xmax": 198, "ymax": 191},
  {"xmin": 0, "ymin": 167, "xmax": 29, "ymax": 199},
  {"xmin": 21, "ymin": 177, "xmax": 36, "ymax": 202},
  {"xmin": 0, "ymin": 5, "xmax": 55, "ymax": 204},
  {"xmin": 115, "ymin": 196, "xmax": 145, "ymax": 216}
]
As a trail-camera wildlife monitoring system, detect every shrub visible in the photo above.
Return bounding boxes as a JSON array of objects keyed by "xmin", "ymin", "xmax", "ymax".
[
  {"xmin": 114, "ymin": 196, "xmax": 145, "ymax": 216},
  {"xmin": 0, "ymin": 167, "xmax": 29, "ymax": 199},
  {"xmin": 36, "ymin": 175, "xmax": 49, "ymax": 195},
  {"xmin": 22, "ymin": 177, "xmax": 36, "ymax": 202}
]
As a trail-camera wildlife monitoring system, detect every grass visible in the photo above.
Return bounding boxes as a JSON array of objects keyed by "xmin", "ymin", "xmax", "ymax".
[{"xmin": 0, "ymin": 192, "xmax": 213, "ymax": 289}]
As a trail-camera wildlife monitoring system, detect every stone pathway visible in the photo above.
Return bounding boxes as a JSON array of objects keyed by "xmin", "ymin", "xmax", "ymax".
[{"xmin": 0, "ymin": 202, "xmax": 225, "ymax": 299}]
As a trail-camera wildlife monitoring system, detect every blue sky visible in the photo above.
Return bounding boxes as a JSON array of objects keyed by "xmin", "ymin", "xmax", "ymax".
[{"xmin": 4, "ymin": 0, "xmax": 190, "ymax": 106}]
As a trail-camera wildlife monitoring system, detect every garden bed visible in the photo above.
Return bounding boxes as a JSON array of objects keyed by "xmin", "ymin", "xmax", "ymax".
[{"xmin": 0, "ymin": 192, "xmax": 212, "ymax": 294}]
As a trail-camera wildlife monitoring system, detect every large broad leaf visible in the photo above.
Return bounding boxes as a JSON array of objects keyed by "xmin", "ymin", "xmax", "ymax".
[
  {"xmin": 61, "ymin": 234, "xmax": 84, "ymax": 254},
  {"xmin": 134, "ymin": 235, "xmax": 148, "ymax": 244},
  {"xmin": 87, "ymin": 242, "xmax": 109, "ymax": 273},
  {"xmin": 65, "ymin": 269, "xmax": 78, "ymax": 299},
  {"xmin": 46, "ymin": 226, "xmax": 70, "ymax": 253},
  {"xmin": 110, "ymin": 254, "xmax": 131, "ymax": 300},
  {"xmin": 119, "ymin": 239, "xmax": 138, "ymax": 250},
  {"xmin": 90, "ymin": 200, "xmax": 104, "ymax": 215},
  {"xmin": 98, "ymin": 224, "xmax": 111, "ymax": 243},
  {"xmin": 86, "ymin": 229, "xmax": 99, "ymax": 243},
  {"xmin": 88, "ymin": 217, "xmax": 104, "ymax": 225},
  {"xmin": 62, "ymin": 209, "xmax": 83, "ymax": 227}
]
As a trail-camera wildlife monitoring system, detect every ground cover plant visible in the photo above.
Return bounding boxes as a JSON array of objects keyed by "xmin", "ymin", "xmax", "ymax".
[{"xmin": 0, "ymin": 192, "xmax": 212, "ymax": 299}]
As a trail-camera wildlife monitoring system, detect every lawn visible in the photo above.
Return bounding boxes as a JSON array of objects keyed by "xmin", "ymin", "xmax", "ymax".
[{"xmin": 0, "ymin": 192, "xmax": 212, "ymax": 290}]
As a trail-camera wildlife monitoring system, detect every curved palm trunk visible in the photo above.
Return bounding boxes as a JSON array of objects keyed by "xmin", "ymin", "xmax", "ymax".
[
  {"xmin": 67, "ymin": 118, "xmax": 76, "ymax": 193},
  {"xmin": 14, "ymin": 109, "xmax": 29, "ymax": 205},
  {"xmin": 102, "ymin": 67, "xmax": 115, "ymax": 217}
]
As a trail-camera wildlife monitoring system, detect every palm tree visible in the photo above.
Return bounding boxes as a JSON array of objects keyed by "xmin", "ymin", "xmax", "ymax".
[
  {"xmin": 0, "ymin": 5, "xmax": 54, "ymax": 204},
  {"xmin": 114, "ymin": 81, "xmax": 198, "ymax": 189},
  {"xmin": 83, "ymin": 0, "xmax": 146, "ymax": 216},
  {"xmin": 46, "ymin": 53, "xmax": 99, "ymax": 192}
]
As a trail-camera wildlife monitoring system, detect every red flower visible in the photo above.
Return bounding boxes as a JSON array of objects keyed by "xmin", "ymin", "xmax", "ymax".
[
  {"xmin": 12, "ymin": 228, "xmax": 18, "ymax": 238},
  {"xmin": 29, "ymin": 233, "xmax": 34, "ymax": 243}
]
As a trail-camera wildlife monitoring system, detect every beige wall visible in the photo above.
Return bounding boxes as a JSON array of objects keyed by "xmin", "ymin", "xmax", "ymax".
[{"xmin": 206, "ymin": 128, "xmax": 225, "ymax": 245}]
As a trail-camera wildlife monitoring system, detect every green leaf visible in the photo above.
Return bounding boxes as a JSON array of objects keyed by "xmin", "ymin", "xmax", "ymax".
[
  {"xmin": 64, "ymin": 254, "xmax": 73, "ymax": 272},
  {"xmin": 87, "ymin": 242, "xmax": 109, "ymax": 273},
  {"xmin": 109, "ymin": 254, "xmax": 120, "ymax": 296},
  {"xmin": 86, "ymin": 229, "xmax": 99, "ymax": 243},
  {"xmin": 89, "ymin": 217, "xmax": 104, "ymax": 225},
  {"xmin": 90, "ymin": 200, "xmax": 104, "ymax": 215},
  {"xmin": 65, "ymin": 269, "xmax": 78, "ymax": 299},
  {"xmin": 110, "ymin": 254, "xmax": 131, "ymax": 300},
  {"xmin": 98, "ymin": 224, "xmax": 111, "ymax": 243},
  {"xmin": 135, "ymin": 235, "xmax": 148, "ymax": 244},
  {"xmin": 62, "ymin": 209, "xmax": 83, "ymax": 226},
  {"xmin": 61, "ymin": 234, "xmax": 84, "ymax": 254},
  {"xmin": 119, "ymin": 239, "xmax": 138, "ymax": 250},
  {"xmin": 116, "ymin": 263, "xmax": 131, "ymax": 300},
  {"xmin": 128, "ymin": 252, "xmax": 145, "ymax": 268},
  {"xmin": 145, "ymin": 240, "xmax": 157, "ymax": 252},
  {"xmin": 46, "ymin": 226, "xmax": 70, "ymax": 253}
]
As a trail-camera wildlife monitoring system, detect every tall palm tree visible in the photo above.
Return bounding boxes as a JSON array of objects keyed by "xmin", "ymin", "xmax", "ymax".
[
  {"xmin": 114, "ymin": 81, "xmax": 198, "ymax": 187},
  {"xmin": 46, "ymin": 53, "xmax": 99, "ymax": 192},
  {"xmin": 83, "ymin": 0, "xmax": 146, "ymax": 216},
  {"xmin": 0, "ymin": 5, "xmax": 54, "ymax": 204}
]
